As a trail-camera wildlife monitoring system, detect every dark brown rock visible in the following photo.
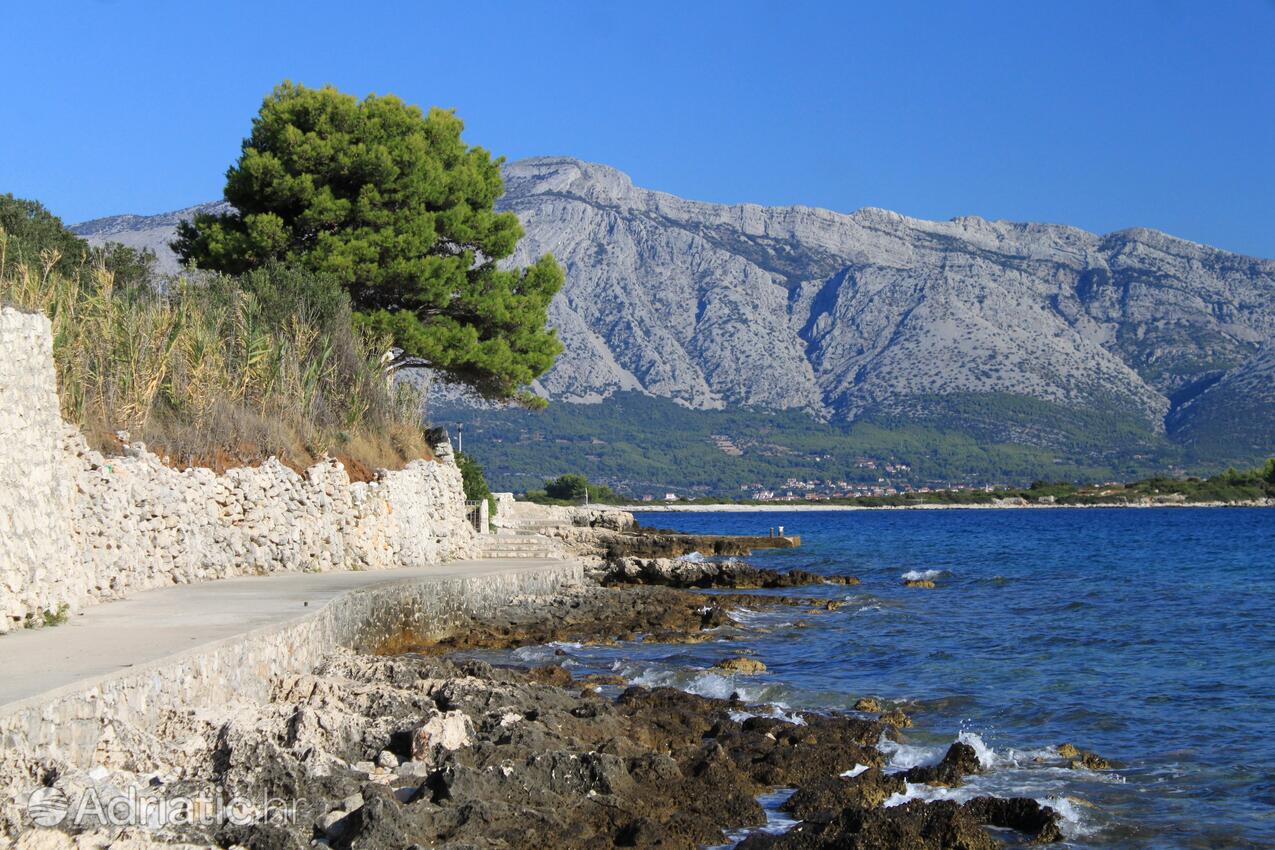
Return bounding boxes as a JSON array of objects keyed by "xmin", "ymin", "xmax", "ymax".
[
  {"xmin": 783, "ymin": 767, "xmax": 906, "ymax": 820},
  {"xmin": 879, "ymin": 708, "xmax": 913, "ymax": 728},
  {"xmin": 741, "ymin": 799, "xmax": 999, "ymax": 850},
  {"xmin": 962, "ymin": 796, "xmax": 1064, "ymax": 843},
  {"xmin": 902, "ymin": 742, "xmax": 983, "ymax": 788},
  {"xmin": 526, "ymin": 663, "xmax": 573, "ymax": 686},
  {"xmin": 1056, "ymin": 742, "xmax": 1112, "ymax": 770}
]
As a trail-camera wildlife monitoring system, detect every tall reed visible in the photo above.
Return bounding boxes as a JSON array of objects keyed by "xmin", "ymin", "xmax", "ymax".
[{"xmin": 0, "ymin": 230, "xmax": 430, "ymax": 474}]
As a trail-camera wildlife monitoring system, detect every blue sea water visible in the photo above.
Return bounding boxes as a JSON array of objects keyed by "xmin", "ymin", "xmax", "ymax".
[{"xmin": 498, "ymin": 507, "xmax": 1275, "ymax": 847}]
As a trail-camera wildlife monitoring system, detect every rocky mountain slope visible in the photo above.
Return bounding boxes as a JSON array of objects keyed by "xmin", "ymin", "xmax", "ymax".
[
  {"xmin": 72, "ymin": 157, "xmax": 1275, "ymax": 474},
  {"xmin": 73, "ymin": 201, "xmax": 231, "ymax": 273},
  {"xmin": 1166, "ymin": 342, "xmax": 1275, "ymax": 461}
]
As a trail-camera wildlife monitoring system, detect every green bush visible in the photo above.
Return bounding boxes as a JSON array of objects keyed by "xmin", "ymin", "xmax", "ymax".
[
  {"xmin": 544, "ymin": 473, "xmax": 589, "ymax": 501},
  {"xmin": 456, "ymin": 451, "xmax": 495, "ymax": 513},
  {"xmin": 533, "ymin": 473, "xmax": 617, "ymax": 504}
]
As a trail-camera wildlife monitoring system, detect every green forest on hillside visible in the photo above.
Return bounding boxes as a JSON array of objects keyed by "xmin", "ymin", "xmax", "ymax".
[{"xmin": 432, "ymin": 391, "xmax": 1218, "ymax": 497}]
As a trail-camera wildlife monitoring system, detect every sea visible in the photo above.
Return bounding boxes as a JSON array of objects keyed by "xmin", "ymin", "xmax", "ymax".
[{"xmin": 480, "ymin": 507, "xmax": 1275, "ymax": 848}]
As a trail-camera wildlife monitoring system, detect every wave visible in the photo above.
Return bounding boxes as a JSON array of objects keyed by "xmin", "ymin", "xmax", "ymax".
[
  {"xmin": 958, "ymin": 731, "xmax": 997, "ymax": 769},
  {"xmin": 900, "ymin": 569, "xmax": 946, "ymax": 581},
  {"xmin": 878, "ymin": 731, "xmax": 1103, "ymax": 841}
]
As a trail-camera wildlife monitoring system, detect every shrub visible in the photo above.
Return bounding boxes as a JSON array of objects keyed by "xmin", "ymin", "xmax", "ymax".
[
  {"xmin": 536, "ymin": 473, "xmax": 617, "ymax": 504},
  {"xmin": 544, "ymin": 473, "xmax": 589, "ymax": 501},
  {"xmin": 456, "ymin": 450, "xmax": 495, "ymax": 513}
]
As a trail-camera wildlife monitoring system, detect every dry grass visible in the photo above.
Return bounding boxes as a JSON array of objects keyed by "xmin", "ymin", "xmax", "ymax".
[{"xmin": 0, "ymin": 236, "xmax": 432, "ymax": 476}]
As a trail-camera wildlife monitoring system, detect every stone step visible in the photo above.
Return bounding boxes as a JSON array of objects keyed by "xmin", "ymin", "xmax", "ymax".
[
  {"xmin": 475, "ymin": 532, "xmax": 558, "ymax": 560},
  {"xmin": 496, "ymin": 519, "xmax": 563, "ymax": 531}
]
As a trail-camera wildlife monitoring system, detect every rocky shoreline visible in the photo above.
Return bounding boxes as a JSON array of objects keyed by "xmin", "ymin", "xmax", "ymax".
[{"xmin": 7, "ymin": 560, "xmax": 1098, "ymax": 850}]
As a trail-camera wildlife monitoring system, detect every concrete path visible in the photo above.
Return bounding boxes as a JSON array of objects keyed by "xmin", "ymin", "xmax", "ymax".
[{"xmin": 0, "ymin": 558, "xmax": 569, "ymax": 711}]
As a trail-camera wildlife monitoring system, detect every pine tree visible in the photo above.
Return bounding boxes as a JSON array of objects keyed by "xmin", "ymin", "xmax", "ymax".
[{"xmin": 174, "ymin": 82, "xmax": 562, "ymax": 407}]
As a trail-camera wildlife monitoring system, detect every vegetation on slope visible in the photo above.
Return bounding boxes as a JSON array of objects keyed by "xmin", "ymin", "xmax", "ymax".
[
  {"xmin": 1, "ymin": 212, "xmax": 430, "ymax": 477},
  {"xmin": 432, "ymin": 391, "xmax": 1195, "ymax": 497}
]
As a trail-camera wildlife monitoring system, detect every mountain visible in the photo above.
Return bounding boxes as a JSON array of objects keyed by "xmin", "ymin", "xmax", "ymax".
[
  {"xmin": 1166, "ymin": 342, "xmax": 1275, "ymax": 462},
  {"xmin": 70, "ymin": 201, "xmax": 231, "ymax": 273},
  {"xmin": 71, "ymin": 157, "xmax": 1275, "ymax": 490}
]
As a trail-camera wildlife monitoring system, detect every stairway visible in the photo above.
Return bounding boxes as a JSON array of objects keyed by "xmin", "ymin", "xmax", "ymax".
[
  {"xmin": 475, "ymin": 531, "xmax": 560, "ymax": 560},
  {"xmin": 497, "ymin": 517, "xmax": 566, "ymax": 533}
]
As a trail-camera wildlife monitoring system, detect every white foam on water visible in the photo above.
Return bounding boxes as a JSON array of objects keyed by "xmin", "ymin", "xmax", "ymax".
[
  {"xmin": 877, "ymin": 729, "xmax": 1102, "ymax": 841},
  {"xmin": 686, "ymin": 672, "xmax": 738, "ymax": 699},
  {"xmin": 678, "ymin": 551, "xmax": 706, "ymax": 563},
  {"xmin": 884, "ymin": 781, "xmax": 966, "ymax": 807},
  {"xmin": 714, "ymin": 789, "xmax": 799, "ymax": 848},
  {"xmin": 511, "ymin": 645, "xmax": 560, "ymax": 664},
  {"xmin": 768, "ymin": 705, "xmax": 806, "ymax": 725},
  {"xmin": 1040, "ymin": 795, "xmax": 1099, "ymax": 839},
  {"xmin": 957, "ymin": 731, "xmax": 998, "ymax": 769},
  {"xmin": 900, "ymin": 568, "xmax": 945, "ymax": 581},
  {"xmin": 729, "ymin": 704, "xmax": 808, "ymax": 726},
  {"xmin": 841, "ymin": 763, "xmax": 870, "ymax": 778},
  {"xmin": 997, "ymin": 745, "xmax": 1059, "ymax": 768},
  {"xmin": 728, "ymin": 607, "xmax": 794, "ymax": 628},
  {"xmin": 630, "ymin": 667, "xmax": 756, "ymax": 701},
  {"xmin": 882, "ymin": 776, "xmax": 1099, "ymax": 841},
  {"xmin": 878, "ymin": 734, "xmax": 943, "ymax": 770},
  {"xmin": 628, "ymin": 667, "xmax": 676, "ymax": 689}
]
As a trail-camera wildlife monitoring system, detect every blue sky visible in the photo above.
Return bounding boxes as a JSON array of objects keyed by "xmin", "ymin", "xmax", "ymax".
[{"xmin": 2, "ymin": 0, "xmax": 1273, "ymax": 256}]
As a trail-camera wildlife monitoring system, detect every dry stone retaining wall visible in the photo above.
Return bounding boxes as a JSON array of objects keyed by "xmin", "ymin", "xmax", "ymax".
[
  {"xmin": 0, "ymin": 309, "xmax": 79, "ymax": 632},
  {"xmin": 0, "ymin": 306, "xmax": 475, "ymax": 634}
]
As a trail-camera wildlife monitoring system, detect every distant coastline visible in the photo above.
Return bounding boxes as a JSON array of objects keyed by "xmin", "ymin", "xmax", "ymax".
[{"xmin": 623, "ymin": 499, "xmax": 1275, "ymax": 513}]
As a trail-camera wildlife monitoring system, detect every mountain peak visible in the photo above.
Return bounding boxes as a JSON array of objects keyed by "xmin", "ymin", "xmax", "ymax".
[{"xmin": 502, "ymin": 156, "xmax": 637, "ymax": 207}]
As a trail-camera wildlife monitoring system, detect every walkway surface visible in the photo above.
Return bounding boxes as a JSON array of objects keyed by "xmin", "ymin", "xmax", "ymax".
[{"xmin": 0, "ymin": 558, "xmax": 569, "ymax": 710}]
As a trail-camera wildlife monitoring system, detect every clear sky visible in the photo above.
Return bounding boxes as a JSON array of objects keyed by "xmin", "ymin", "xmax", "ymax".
[{"xmin": 3, "ymin": 0, "xmax": 1273, "ymax": 256}]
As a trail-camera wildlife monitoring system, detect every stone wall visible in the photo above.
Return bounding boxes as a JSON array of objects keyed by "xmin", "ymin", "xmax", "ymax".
[
  {"xmin": 493, "ymin": 497, "xmax": 636, "ymax": 531},
  {"xmin": 0, "ymin": 307, "xmax": 476, "ymax": 634},
  {"xmin": 0, "ymin": 559, "xmax": 583, "ymax": 836},
  {"xmin": 0, "ymin": 309, "xmax": 78, "ymax": 632}
]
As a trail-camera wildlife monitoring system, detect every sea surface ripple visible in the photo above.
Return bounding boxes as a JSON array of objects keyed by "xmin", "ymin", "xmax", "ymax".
[{"xmin": 489, "ymin": 507, "xmax": 1275, "ymax": 848}]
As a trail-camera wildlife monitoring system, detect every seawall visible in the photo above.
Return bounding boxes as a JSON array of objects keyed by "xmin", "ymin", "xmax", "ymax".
[
  {"xmin": 0, "ymin": 558, "xmax": 583, "ymax": 836},
  {"xmin": 0, "ymin": 306, "xmax": 476, "ymax": 634}
]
